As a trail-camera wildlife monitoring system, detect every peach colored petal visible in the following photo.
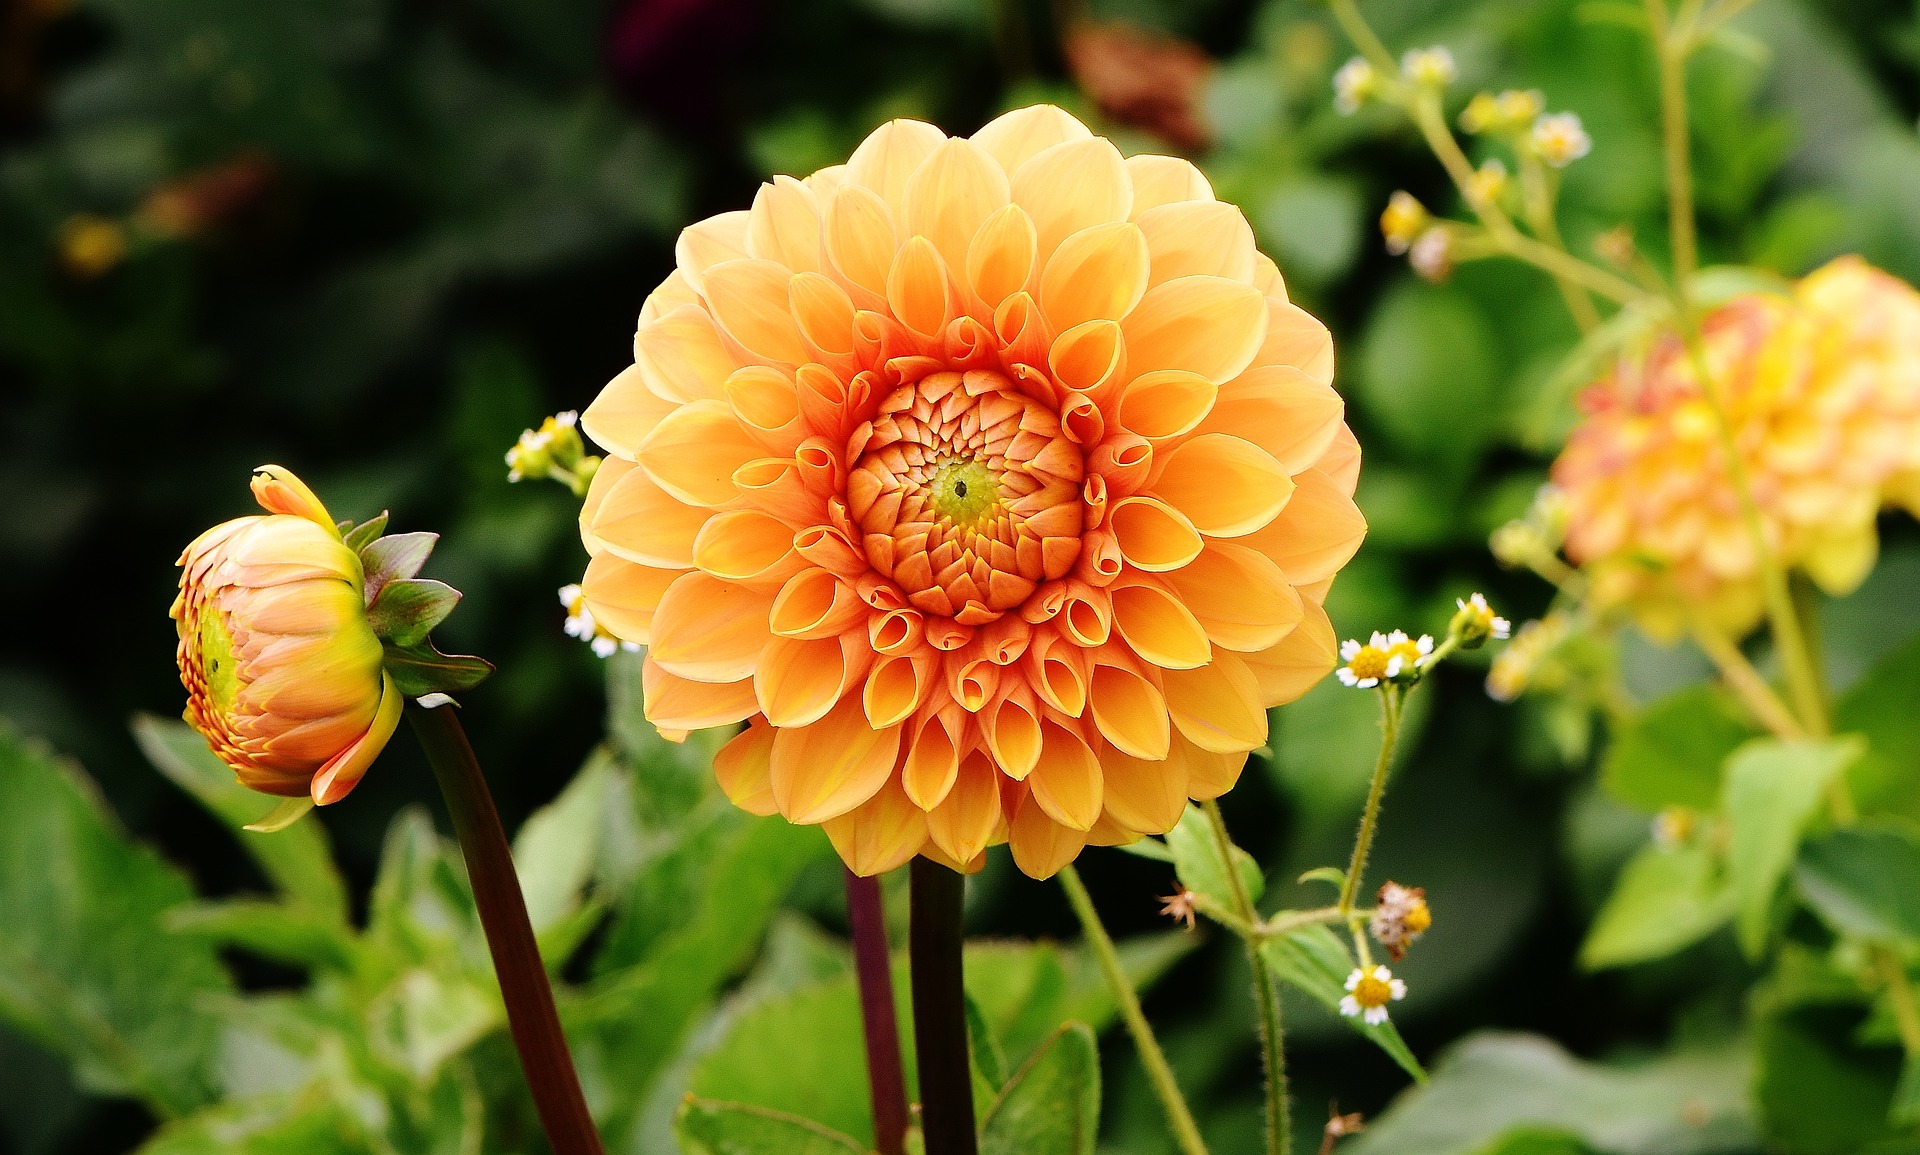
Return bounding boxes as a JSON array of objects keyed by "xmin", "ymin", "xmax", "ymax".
[
  {"xmin": 845, "ymin": 118, "xmax": 948, "ymax": 212},
  {"xmin": 309, "ymin": 672, "xmax": 401, "ymax": 806},
  {"xmin": 1136, "ymin": 201, "xmax": 1256, "ymax": 288},
  {"xmin": 1252, "ymin": 299, "xmax": 1335, "ymax": 384},
  {"xmin": 1118, "ymin": 370, "xmax": 1217, "ymax": 440},
  {"xmin": 715, "ymin": 721, "xmax": 779, "ymax": 816},
  {"xmin": 581, "ymin": 363, "xmax": 676, "ymax": 459},
  {"xmin": 1089, "ymin": 662, "xmax": 1171, "ymax": 759},
  {"xmin": 756, "ymin": 634, "xmax": 864, "ymax": 726},
  {"xmin": 966, "ymin": 203, "xmax": 1038, "ymax": 309},
  {"xmin": 1111, "ymin": 580, "xmax": 1212, "ymax": 669},
  {"xmin": 579, "ymin": 552, "xmax": 680, "ymax": 644},
  {"xmin": 769, "ymin": 695, "xmax": 902, "ymax": 824},
  {"xmin": 972, "ymin": 104, "xmax": 1095, "ymax": 174},
  {"xmin": 637, "ymin": 398, "xmax": 765, "ymax": 508},
  {"xmin": 1100, "ymin": 746, "xmax": 1189, "ymax": 835},
  {"xmin": 692, "ymin": 509, "xmax": 801, "ymax": 584},
  {"xmin": 1108, "ymin": 495, "xmax": 1202, "ymax": 571},
  {"xmin": 675, "ymin": 209, "xmax": 750, "ymax": 296},
  {"xmin": 926, "ymin": 751, "xmax": 1002, "ymax": 864},
  {"xmin": 745, "ymin": 175, "xmax": 822, "ymax": 273},
  {"xmin": 1008, "ymin": 790, "xmax": 1088, "ymax": 879},
  {"xmin": 1208, "ymin": 366, "xmax": 1344, "ymax": 474},
  {"xmin": 1166, "ymin": 543, "xmax": 1303, "ymax": 652},
  {"xmin": 1316, "ymin": 423, "xmax": 1362, "ymax": 496},
  {"xmin": 1121, "ymin": 275, "xmax": 1267, "ymax": 384},
  {"xmin": 1039, "ymin": 221, "xmax": 1150, "ymax": 331},
  {"xmin": 1123, "ymin": 154, "xmax": 1213, "ymax": 215},
  {"xmin": 645, "ymin": 661, "xmax": 760, "ymax": 732},
  {"xmin": 703, "ymin": 259, "xmax": 810, "ymax": 365},
  {"xmin": 725, "ymin": 365, "xmax": 805, "ymax": 448},
  {"xmin": 887, "ymin": 235, "xmax": 955, "ymax": 338},
  {"xmin": 902, "ymin": 712, "xmax": 962, "ymax": 810},
  {"xmin": 982, "ymin": 693, "xmax": 1043, "ymax": 780},
  {"xmin": 1180, "ymin": 734, "xmax": 1249, "ymax": 801},
  {"xmin": 825, "ymin": 774, "xmax": 928, "ymax": 877},
  {"xmin": 640, "ymin": 268, "xmax": 699, "ymax": 325},
  {"xmin": 1152, "ymin": 433, "xmax": 1294, "ymax": 538},
  {"xmin": 770, "ymin": 568, "xmax": 866, "ymax": 639},
  {"xmin": 1238, "ymin": 467, "xmax": 1366, "ymax": 585},
  {"xmin": 904, "ymin": 137, "xmax": 1011, "ymax": 277},
  {"xmin": 1163, "ymin": 652, "xmax": 1266, "ymax": 753},
  {"xmin": 592, "ymin": 465, "xmax": 713, "ymax": 569},
  {"xmin": 648, "ymin": 572, "xmax": 775, "ymax": 682},
  {"xmin": 1028, "ymin": 721, "xmax": 1102, "ymax": 830},
  {"xmin": 864, "ymin": 653, "xmax": 929, "ymax": 728},
  {"xmin": 1010, "ymin": 136, "xmax": 1132, "ymax": 261},
  {"xmin": 825, "ymin": 184, "xmax": 899, "ymax": 300},
  {"xmin": 788, "ymin": 273, "xmax": 858, "ymax": 359},
  {"xmin": 1048, "ymin": 320, "xmax": 1125, "ymax": 397},
  {"xmin": 1242, "ymin": 599, "xmax": 1336, "ymax": 707},
  {"xmin": 579, "ymin": 453, "xmax": 635, "ymax": 555}
]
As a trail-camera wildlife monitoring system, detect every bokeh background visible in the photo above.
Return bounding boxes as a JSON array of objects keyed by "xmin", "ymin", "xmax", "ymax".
[{"xmin": 5, "ymin": 0, "xmax": 1920, "ymax": 1151}]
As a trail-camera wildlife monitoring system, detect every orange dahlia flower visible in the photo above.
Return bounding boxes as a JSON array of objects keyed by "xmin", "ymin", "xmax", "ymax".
[
  {"xmin": 577, "ymin": 106, "xmax": 1365, "ymax": 878},
  {"xmin": 173, "ymin": 466, "xmax": 402, "ymax": 805},
  {"xmin": 1554, "ymin": 256, "xmax": 1920, "ymax": 639}
]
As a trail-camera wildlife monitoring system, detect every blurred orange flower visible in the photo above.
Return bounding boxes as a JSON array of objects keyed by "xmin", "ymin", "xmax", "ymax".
[
  {"xmin": 1064, "ymin": 22, "xmax": 1214, "ymax": 153},
  {"xmin": 1554, "ymin": 256, "xmax": 1920, "ymax": 639},
  {"xmin": 578, "ymin": 106, "xmax": 1364, "ymax": 877},
  {"xmin": 173, "ymin": 466, "xmax": 401, "ymax": 806}
]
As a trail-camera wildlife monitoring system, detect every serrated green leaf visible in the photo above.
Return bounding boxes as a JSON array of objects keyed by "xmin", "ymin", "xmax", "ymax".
[
  {"xmin": 383, "ymin": 639, "xmax": 493, "ymax": 697},
  {"xmin": 1580, "ymin": 842, "xmax": 1735, "ymax": 969},
  {"xmin": 1600, "ymin": 685, "xmax": 1756, "ymax": 812},
  {"xmin": 365, "ymin": 577, "xmax": 461, "ymax": 646},
  {"xmin": 0, "ymin": 724, "xmax": 231, "ymax": 1117},
  {"xmin": 1725, "ymin": 738, "xmax": 1863, "ymax": 957},
  {"xmin": 359, "ymin": 530, "xmax": 438, "ymax": 595},
  {"xmin": 979, "ymin": 1022, "xmax": 1099, "ymax": 1155},
  {"xmin": 1259, "ymin": 925, "xmax": 1424, "ymax": 1081},
  {"xmin": 1164, "ymin": 804, "xmax": 1263, "ymax": 910},
  {"xmin": 1794, "ymin": 824, "xmax": 1920, "ymax": 945},
  {"xmin": 131, "ymin": 714, "xmax": 346, "ymax": 922},
  {"xmin": 675, "ymin": 1098, "xmax": 869, "ymax": 1155}
]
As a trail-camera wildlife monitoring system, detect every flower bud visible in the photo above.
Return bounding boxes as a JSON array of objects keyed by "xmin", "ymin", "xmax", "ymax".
[
  {"xmin": 1531, "ymin": 112, "xmax": 1592, "ymax": 168},
  {"xmin": 1380, "ymin": 191, "xmax": 1429, "ymax": 256},
  {"xmin": 1448, "ymin": 592, "xmax": 1511, "ymax": 649},
  {"xmin": 506, "ymin": 411, "xmax": 601, "ymax": 497},
  {"xmin": 1400, "ymin": 46, "xmax": 1456, "ymax": 89},
  {"xmin": 1333, "ymin": 56, "xmax": 1378, "ymax": 115},
  {"xmin": 173, "ymin": 466, "xmax": 402, "ymax": 807}
]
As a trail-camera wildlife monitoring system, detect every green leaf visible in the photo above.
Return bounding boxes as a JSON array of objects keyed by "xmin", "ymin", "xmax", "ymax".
[
  {"xmin": 967, "ymin": 992, "xmax": 1008, "ymax": 1092},
  {"xmin": 1580, "ymin": 842, "xmax": 1735, "ymax": 970},
  {"xmin": 979, "ymin": 1022, "xmax": 1100, "ymax": 1155},
  {"xmin": 1164, "ymin": 804, "xmax": 1263, "ymax": 910},
  {"xmin": 382, "ymin": 639, "xmax": 494, "ymax": 697},
  {"xmin": 1600, "ymin": 685, "xmax": 1756, "ymax": 812},
  {"xmin": 1345, "ymin": 1031, "xmax": 1755, "ymax": 1155},
  {"xmin": 359, "ymin": 530, "xmax": 438, "ymax": 595},
  {"xmin": 1794, "ymin": 824, "xmax": 1920, "ymax": 944},
  {"xmin": 136, "ymin": 1094, "xmax": 379, "ymax": 1155},
  {"xmin": 1355, "ymin": 280, "xmax": 1499, "ymax": 463},
  {"xmin": 1833, "ymin": 633, "xmax": 1920, "ymax": 818},
  {"xmin": 165, "ymin": 900, "xmax": 356, "ymax": 971},
  {"xmin": 686, "ymin": 979, "xmax": 878, "ymax": 1143},
  {"xmin": 675, "ymin": 1098, "xmax": 869, "ymax": 1155},
  {"xmin": 339, "ymin": 511, "xmax": 389, "ymax": 554},
  {"xmin": 365, "ymin": 577, "xmax": 462, "ymax": 646},
  {"xmin": 131, "ymin": 714, "xmax": 347, "ymax": 922},
  {"xmin": 966, "ymin": 933, "xmax": 1193, "ymax": 1072},
  {"xmin": 512, "ymin": 746, "xmax": 615, "ymax": 933},
  {"xmin": 1468, "ymin": 1128, "xmax": 1592, "ymax": 1155},
  {"xmin": 1725, "ymin": 738, "xmax": 1863, "ymax": 957},
  {"xmin": 0, "ymin": 725, "xmax": 231, "ymax": 1116},
  {"xmin": 1755, "ymin": 1006, "xmax": 1903, "ymax": 1152},
  {"xmin": 1259, "ymin": 925, "xmax": 1424, "ymax": 1081}
]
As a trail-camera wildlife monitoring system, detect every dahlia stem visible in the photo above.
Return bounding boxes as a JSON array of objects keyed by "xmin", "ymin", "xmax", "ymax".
[
  {"xmin": 407, "ymin": 700, "xmax": 604, "ymax": 1155},
  {"xmin": 1059, "ymin": 863, "xmax": 1210, "ymax": 1155},
  {"xmin": 909, "ymin": 856, "xmax": 977, "ymax": 1155},
  {"xmin": 1203, "ymin": 799, "xmax": 1290, "ymax": 1155},
  {"xmin": 845, "ymin": 868, "xmax": 910, "ymax": 1155}
]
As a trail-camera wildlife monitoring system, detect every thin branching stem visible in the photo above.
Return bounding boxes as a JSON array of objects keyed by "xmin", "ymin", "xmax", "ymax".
[
  {"xmin": 1338, "ymin": 687, "xmax": 1403, "ymax": 921},
  {"xmin": 1203, "ymin": 799, "xmax": 1290, "ymax": 1155}
]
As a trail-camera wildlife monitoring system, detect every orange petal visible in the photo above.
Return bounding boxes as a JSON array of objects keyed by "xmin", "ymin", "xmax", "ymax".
[
  {"xmin": 714, "ymin": 721, "xmax": 778, "ymax": 816},
  {"xmin": 1109, "ymin": 495, "xmax": 1203, "ymax": 572},
  {"xmin": 309, "ymin": 671, "xmax": 401, "ymax": 805},
  {"xmin": 982, "ymin": 694, "xmax": 1043, "ymax": 780},
  {"xmin": 1089, "ymin": 662, "xmax": 1171, "ymax": 759},
  {"xmin": 825, "ymin": 184, "xmax": 899, "ymax": 300},
  {"xmin": 1179, "ymin": 732, "xmax": 1249, "ymax": 801},
  {"xmin": 1242, "ymin": 599, "xmax": 1337, "ymax": 707},
  {"xmin": 903, "ymin": 137, "xmax": 1011, "ymax": 277},
  {"xmin": 756, "ymin": 634, "xmax": 863, "ymax": 727},
  {"xmin": 703, "ymin": 259, "xmax": 809, "ymax": 364},
  {"xmin": 1253, "ymin": 299, "xmax": 1335, "ymax": 385},
  {"xmin": 972, "ymin": 105, "xmax": 1094, "ymax": 174},
  {"xmin": 846, "ymin": 119, "xmax": 948, "ymax": 212},
  {"xmin": 250, "ymin": 465, "xmax": 335, "ymax": 529},
  {"xmin": 1152, "ymin": 433, "xmax": 1293, "ymax": 538},
  {"xmin": 902, "ymin": 712, "xmax": 962, "ymax": 810},
  {"xmin": 581, "ymin": 364, "xmax": 675, "ymax": 461},
  {"xmin": 647, "ymin": 572, "xmax": 775, "ymax": 682},
  {"xmin": 886, "ymin": 235, "xmax": 954, "ymax": 338},
  {"xmin": 1163, "ymin": 652, "xmax": 1267, "ymax": 753},
  {"xmin": 579, "ymin": 552, "xmax": 680, "ymax": 644},
  {"xmin": 864, "ymin": 653, "xmax": 929, "ymax": 728},
  {"xmin": 745, "ymin": 175, "xmax": 822, "ymax": 273},
  {"xmin": 592, "ymin": 465, "xmax": 713, "ymax": 569},
  {"xmin": 675, "ymin": 209, "xmax": 750, "ymax": 296},
  {"xmin": 1039, "ymin": 221, "xmax": 1150, "ymax": 331},
  {"xmin": 925, "ymin": 750, "xmax": 1003, "ymax": 865},
  {"xmin": 1237, "ymin": 467, "xmax": 1366, "ymax": 586},
  {"xmin": 1100, "ymin": 746, "xmax": 1189, "ymax": 835},
  {"xmin": 788, "ymin": 274, "xmax": 858, "ymax": 359},
  {"xmin": 1118, "ymin": 370, "xmax": 1217, "ymax": 441},
  {"xmin": 579, "ymin": 454, "xmax": 634, "ymax": 555},
  {"xmin": 1028, "ymin": 721, "xmax": 1102, "ymax": 830},
  {"xmin": 1207, "ymin": 366, "xmax": 1344, "ymax": 475},
  {"xmin": 770, "ymin": 695, "xmax": 903, "ymax": 825},
  {"xmin": 1136, "ymin": 201, "xmax": 1255, "ymax": 288},
  {"xmin": 1123, "ymin": 154, "xmax": 1212, "ymax": 215},
  {"xmin": 1048, "ymin": 320, "xmax": 1125, "ymax": 396},
  {"xmin": 1121, "ymin": 275, "xmax": 1268, "ymax": 384},
  {"xmin": 639, "ymin": 401, "xmax": 766, "ymax": 510},
  {"xmin": 770, "ymin": 568, "xmax": 866, "ymax": 639},
  {"xmin": 1008, "ymin": 790, "xmax": 1088, "ymax": 879},
  {"xmin": 645, "ymin": 660, "xmax": 760, "ymax": 732},
  {"xmin": 825, "ymin": 774, "xmax": 928, "ymax": 877},
  {"xmin": 1010, "ymin": 136, "xmax": 1131, "ymax": 262},
  {"xmin": 692, "ymin": 509, "xmax": 801, "ymax": 584},
  {"xmin": 1165, "ymin": 543, "xmax": 1304, "ymax": 653},
  {"xmin": 966, "ymin": 204, "xmax": 1038, "ymax": 308},
  {"xmin": 1111, "ymin": 579, "xmax": 1211, "ymax": 669}
]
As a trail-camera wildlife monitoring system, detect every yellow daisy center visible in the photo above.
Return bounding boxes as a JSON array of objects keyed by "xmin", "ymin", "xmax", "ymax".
[
  {"xmin": 1347, "ymin": 647, "xmax": 1390, "ymax": 682},
  {"xmin": 1351, "ymin": 972, "xmax": 1395, "ymax": 1008}
]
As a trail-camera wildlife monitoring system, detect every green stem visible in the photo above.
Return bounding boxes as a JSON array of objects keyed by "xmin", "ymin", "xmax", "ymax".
[
  {"xmin": 909, "ymin": 858, "xmax": 977, "ymax": 1155},
  {"xmin": 1059, "ymin": 864, "xmax": 1209, "ymax": 1155},
  {"xmin": 1689, "ymin": 620, "xmax": 1807, "ymax": 742},
  {"xmin": 1338, "ymin": 688, "xmax": 1404, "ymax": 919},
  {"xmin": 1202, "ymin": 800, "xmax": 1290, "ymax": 1155},
  {"xmin": 1644, "ymin": 0, "xmax": 1698, "ymax": 297},
  {"xmin": 1879, "ymin": 947, "xmax": 1920, "ymax": 1058},
  {"xmin": 407, "ymin": 701, "xmax": 604, "ymax": 1155}
]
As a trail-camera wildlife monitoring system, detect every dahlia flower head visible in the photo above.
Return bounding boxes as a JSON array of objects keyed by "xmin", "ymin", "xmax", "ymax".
[
  {"xmin": 1555, "ymin": 256, "xmax": 1920, "ymax": 641},
  {"xmin": 577, "ymin": 106, "xmax": 1366, "ymax": 878}
]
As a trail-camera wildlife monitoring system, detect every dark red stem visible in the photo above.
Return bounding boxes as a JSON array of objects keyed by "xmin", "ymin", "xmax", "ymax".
[
  {"xmin": 845, "ymin": 868, "xmax": 910, "ymax": 1155},
  {"xmin": 910, "ymin": 856, "xmax": 977, "ymax": 1155}
]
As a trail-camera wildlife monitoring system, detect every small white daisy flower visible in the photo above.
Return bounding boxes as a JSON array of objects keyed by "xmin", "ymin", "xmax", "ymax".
[
  {"xmin": 1532, "ymin": 111, "xmax": 1592, "ymax": 167},
  {"xmin": 1454, "ymin": 592, "xmax": 1511, "ymax": 645},
  {"xmin": 1400, "ymin": 46, "xmax": 1456, "ymax": 88},
  {"xmin": 1340, "ymin": 965, "xmax": 1408, "ymax": 1026},
  {"xmin": 1383, "ymin": 630, "xmax": 1434, "ymax": 677},
  {"xmin": 1337, "ymin": 635, "xmax": 1394, "ymax": 689},
  {"xmin": 1333, "ymin": 56, "xmax": 1377, "ymax": 115}
]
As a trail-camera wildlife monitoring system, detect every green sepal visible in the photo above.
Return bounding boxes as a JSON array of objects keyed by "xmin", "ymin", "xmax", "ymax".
[
  {"xmin": 366, "ymin": 578, "xmax": 462, "ymax": 647},
  {"xmin": 360, "ymin": 531, "xmax": 439, "ymax": 600},
  {"xmin": 341, "ymin": 511, "xmax": 390, "ymax": 553},
  {"xmin": 383, "ymin": 639, "xmax": 493, "ymax": 698},
  {"xmin": 245, "ymin": 797, "xmax": 315, "ymax": 833}
]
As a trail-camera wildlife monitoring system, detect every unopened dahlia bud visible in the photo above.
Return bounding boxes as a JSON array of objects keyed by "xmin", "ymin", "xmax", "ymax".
[
  {"xmin": 173, "ymin": 466, "xmax": 402, "ymax": 808},
  {"xmin": 1369, "ymin": 881, "xmax": 1432, "ymax": 961}
]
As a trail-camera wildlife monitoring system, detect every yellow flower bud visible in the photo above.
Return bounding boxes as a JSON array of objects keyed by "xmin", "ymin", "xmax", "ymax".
[
  {"xmin": 1380, "ymin": 191, "xmax": 1429, "ymax": 256},
  {"xmin": 172, "ymin": 466, "xmax": 401, "ymax": 807}
]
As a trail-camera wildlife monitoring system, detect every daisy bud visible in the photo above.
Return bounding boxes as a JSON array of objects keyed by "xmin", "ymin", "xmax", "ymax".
[
  {"xmin": 1449, "ymin": 592, "xmax": 1511, "ymax": 648},
  {"xmin": 173, "ymin": 466, "xmax": 402, "ymax": 808},
  {"xmin": 1379, "ymin": 191, "xmax": 1429, "ymax": 256},
  {"xmin": 1466, "ymin": 158, "xmax": 1510, "ymax": 207},
  {"xmin": 1408, "ymin": 228, "xmax": 1454, "ymax": 283},
  {"xmin": 1333, "ymin": 56, "xmax": 1378, "ymax": 114},
  {"xmin": 1399, "ymin": 46, "xmax": 1456, "ymax": 89},
  {"xmin": 1531, "ymin": 112, "xmax": 1592, "ymax": 168},
  {"xmin": 506, "ymin": 411, "xmax": 601, "ymax": 496}
]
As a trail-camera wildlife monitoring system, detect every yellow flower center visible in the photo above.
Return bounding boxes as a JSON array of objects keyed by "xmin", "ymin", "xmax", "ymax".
[
  {"xmin": 1351, "ymin": 972, "xmax": 1395, "ymax": 1009},
  {"xmin": 1404, "ymin": 902, "xmax": 1432, "ymax": 935},
  {"xmin": 1387, "ymin": 639, "xmax": 1424, "ymax": 667},
  {"xmin": 197, "ymin": 609, "xmax": 240, "ymax": 714},
  {"xmin": 928, "ymin": 458, "xmax": 1000, "ymax": 525},
  {"xmin": 1347, "ymin": 647, "xmax": 1390, "ymax": 681}
]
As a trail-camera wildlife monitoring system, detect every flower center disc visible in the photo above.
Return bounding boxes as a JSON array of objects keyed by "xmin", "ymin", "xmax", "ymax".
[{"xmin": 846, "ymin": 368, "xmax": 1085, "ymax": 624}]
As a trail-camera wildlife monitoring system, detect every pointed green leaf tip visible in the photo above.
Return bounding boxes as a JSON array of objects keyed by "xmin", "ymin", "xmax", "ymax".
[
  {"xmin": 360, "ymin": 530, "xmax": 439, "ymax": 601},
  {"xmin": 384, "ymin": 640, "xmax": 493, "ymax": 698},
  {"xmin": 367, "ymin": 578, "xmax": 462, "ymax": 647}
]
